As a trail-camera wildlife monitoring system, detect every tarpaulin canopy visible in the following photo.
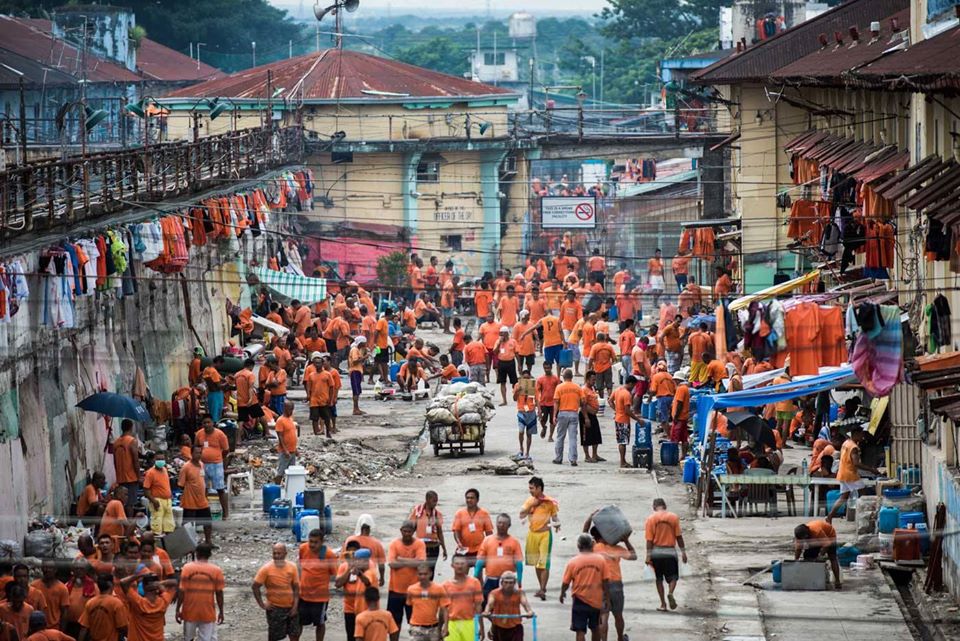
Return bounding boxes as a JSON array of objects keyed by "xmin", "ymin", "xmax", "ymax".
[
  {"xmin": 695, "ymin": 366, "xmax": 856, "ymax": 442},
  {"xmin": 729, "ymin": 270, "xmax": 821, "ymax": 312},
  {"xmin": 252, "ymin": 268, "xmax": 327, "ymax": 305}
]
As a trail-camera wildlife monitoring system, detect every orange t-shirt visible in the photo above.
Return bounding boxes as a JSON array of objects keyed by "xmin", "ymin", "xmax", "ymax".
[
  {"xmin": 234, "ymin": 369, "xmax": 257, "ymax": 407},
  {"xmin": 254, "ymin": 561, "xmax": 299, "ymax": 609},
  {"xmin": 497, "ymin": 297, "xmax": 519, "ymax": 327},
  {"xmin": 266, "ymin": 368, "xmax": 288, "ymax": 396},
  {"xmin": 805, "ymin": 520, "xmax": 837, "ymax": 546},
  {"xmin": 375, "ymin": 318, "xmax": 390, "ymax": 349},
  {"xmin": 125, "ymin": 587, "xmax": 174, "ymax": 641},
  {"xmin": 0, "ymin": 602, "xmax": 32, "ymax": 639},
  {"xmin": 474, "ymin": 291, "xmax": 493, "ymax": 318},
  {"xmin": 309, "ymin": 370, "xmax": 334, "ymax": 407},
  {"xmin": 112, "ymin": 434, "xmax": 138, "ymax": 484},
  {"xmin": 497, "ymin": 338, "xmax": 517, "ymax": 362},
  {"xmin": 30, "ymin": 579, "xmax": 69, "ymax": 629},
  {"xmin": 451, "ymin": 508, "xmax": 494, "ymax": 554},
  {"xmin": 343, "ymin": 535, "xmax": 387, "ymax": 566},
  {"xmin": 441, "ymin": 282, "xmax": 456, "ymax": 309},
  {"xmin": 479, "ymin": 322, "xmax": 503, "ymax": 350},
  {"xmin": 535, "ymin": 375, "xmax": 560, "ymax": 408},
  {"xmin": 705, "ymin": 360, "xmax": 727, "ymax": 384},
  {"xmin": 541, "ymin": 315, "xmax": 563, "ymax": 348},
  {"xmin": 525, "ymin": 298, "xmax": 547, "ymax": 323},
  {"xmin": 477, "ymin": 535, "xmax": 524, "ymax": 578},
  {"xmin": 441, "ymin": 577, "xmax": 482, "ymax": 621},
  {"xmin": 594, "ymin": 542, "xmax": 631, "ymax": 582},
  {"xmin": 336, "ymin": 562, "xmax": 379, "ymax": 614},
  {"xmin": 553, "ymin": 256, "xmax": 570, "ymax": 279},
  {"xmin": 275, "ymin": 416, "xmax": 298, "ymax": 455},
  {"xmin": 513, "ymin": 322, "xmax": 536, "ymax": 357},
  {"xmin": 672, "ymin": 384, "xmax": 691, "ymax": 421},
  {"xmin": 464, "ymin": 342, "xmax": 487, "ymax": 366},
  {"xmin": 77, "ymin": 484, "xmax": 100, "ymax": 517},
  {"xmin": 581, "ymin": 386, "xmax": 600, "ymax": 412},
  {"xmin": 195, "ymin": 428, "xmax": 230, "ymax": 464},
  {"xmin": 293, "ymin": 306, "xmax": 313, "ymax": 336},
  {"xmin": 387, "ymin": 538, "xmax": 427, "ymax": 594},
  {"xmin": 618, "ymin": 330, "xmax": 636, "ymax": 357},
  {"xmin": 26, "ymin": 631, "xmax": 74, "ymax": 641},
  {"xmin": 661, "ymin": 325, "xmax": 681, "ymax": 352},
  {"xmin": 645, "ymin": 510, "xmax": 681, "ymax": 547},
  {"xmin": 588, "ymin": 342, "xmax": 615, "ymax": 372},
  {"xmin": 610, "ymin": 387, "xmax": 633, "ymax": 424},
  {"xmin": 99, "ymin": 499, "xmax": 126, "ymax": 542},
  {"xmin": 488, "ymin": 587, "xmax": 524, "ymax": 628},
  {"xmin": 440, "ymin": 364, "xmax": 459, "ymax": 381},
  {"xmin": 650, "ymin": 372, "xmax": 676, "ymax": 397},
  {"xmin": 64, "ymin": 582, "xmax": 92, "ymax": 626},
  {"xmin": 553, "ymin": 381, "xmax": 583, "ymax": 412},
  {"xmin": 559, "ymin": 300, "xmax": 583, "ymax": 331},
  {"xmin": 142, "ymin": 467, "xmax": 172, "ymax": 500},
  {"xmin": 78, "ymin": 595, "xmax": 127, "ymax": 641},
  {"xmin": 354, "ymin": 609, "xmax": 399, "ymax": 641},
  {"xmin": 837, "ymin": 439, "xmax": 861, "ymax": 482},
  {"xmin": 688, "ymin": 331, "xmax": 711, "ymax": 363},
  {"xmin": 178, "ymin": 561, "xmax": 225, "ymax": 624},
  {"xmin": 177, "ymin": 462, "xmax": 208, "ymax": 510},
  {"xmin": 451, "ymin": 329, "xmax": 465, "ymax": 352},
  {"xmin": 299, "ymin": 544, "xmax": 337, "ymax": 603},
  {"xmin": 562, "ymin": 553, "xmax": 610, "ymax": 609},
  {"xmin": 348, "ymin": 347, "xmax": 365, "ymax": 374},
  {"xmin": 406, "ymin": 582, "xmax": 450, "ymax": 626}
]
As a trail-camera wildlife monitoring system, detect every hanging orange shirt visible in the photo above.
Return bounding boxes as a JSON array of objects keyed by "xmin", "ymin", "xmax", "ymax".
[{"xmin": 785, "ymin": 302, "xmax": 821, "ymax": 377}]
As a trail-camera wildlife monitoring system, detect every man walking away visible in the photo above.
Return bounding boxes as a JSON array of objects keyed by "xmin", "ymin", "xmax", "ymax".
[
  {"xmin": 177, "ymin": 542, "xmax": 225, "ymax": 641},
  {"xmin": 112, "ymin": 419, "xmax": 140, "ymax": 517},
  {"xmin": 644, "ymin": 499, "xmax": 687, "ymax": 612},
  {"xmin": 583, "ymin": 512, "xmax": 636, "ymax": 641},
  {"xmin": 552, "ymin": 369, "xmax": 583, "ymax": 466},
  {"xmin": 275, "ymin": 402, "xmax": 299, "ymax": 484},
  {"xmin": 354, "ymin": 588, "xmax": 398, "ymax": 641},
  {"xmin": 560, "ymin": 534, "xmax": 610, "ymax": 641}
]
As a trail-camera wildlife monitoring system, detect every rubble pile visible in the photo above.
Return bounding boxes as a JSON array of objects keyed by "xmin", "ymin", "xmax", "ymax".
[{"xmin": 231, "ymin": 438, "xmax": 409, "ymax": 492}]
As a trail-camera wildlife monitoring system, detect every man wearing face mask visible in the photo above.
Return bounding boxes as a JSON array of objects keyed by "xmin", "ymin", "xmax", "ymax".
[{"xmin": 142, "ymin": 452, "xmax": 175, "ymax": 535}]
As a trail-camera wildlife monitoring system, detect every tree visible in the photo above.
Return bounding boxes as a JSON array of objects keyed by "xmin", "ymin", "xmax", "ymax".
[
  {"xmin": 376, "ymin": 251, "xmax": 410, "ymax": 293},
  {"xmin": 394, "ymin": 37, "xmax": 470, "ymax": 78},
  {"xmin": 599, "ymin": 0, "xmax": 722, "ymax": 41}
]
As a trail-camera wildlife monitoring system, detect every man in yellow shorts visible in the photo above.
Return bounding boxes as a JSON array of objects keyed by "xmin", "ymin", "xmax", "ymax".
[{"xmin": 519, "ymin": 476, "xmax": 560, "ymax": 601}]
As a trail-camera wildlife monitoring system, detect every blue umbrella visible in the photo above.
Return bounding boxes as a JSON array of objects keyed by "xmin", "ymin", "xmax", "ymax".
[{"xmin": 77, "ymin": 392, "xmax": 151, "ymax": 422}]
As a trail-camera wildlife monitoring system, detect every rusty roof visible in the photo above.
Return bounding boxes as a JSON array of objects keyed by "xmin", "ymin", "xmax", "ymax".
[
  {"xmin": 852, "ymin": 24, "xmax": 960, "ymax": 92},
  {"xmin": 0, "ymin": 47, "xmax": 77, "ymax": 87},
  {"xmin": 692, "ymin": 0, "xmax": 909, "ymax": 84},
  {"xmin": 136, "ymin": 38, "xmax": 224, "ymax": 83},
  {"xmin": 162, "ymin": 49, "xmax": 519, "ymax": 103},
  {"xmin": 770, "ymin": 8, "xmax": 911, "ymax": 84},
  {"xmin": 0, "ymin": 14, "xmax": 140, "ymax": 83}
]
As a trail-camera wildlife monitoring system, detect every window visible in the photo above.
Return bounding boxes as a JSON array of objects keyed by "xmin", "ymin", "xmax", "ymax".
[
  {"xmin": 483, "ymin": 52, "xmax": 506, "ymax": 66},
  {"xmin": 331, "ymin": 151, "xmax": 353, "ymax": 164},
  {"xmin": 417, "ymin": 160, "xmax": 440, "ymax": 183},
  {"xmin": 442, "ymin": 234, "xmax": 462, "ymax": 251}
]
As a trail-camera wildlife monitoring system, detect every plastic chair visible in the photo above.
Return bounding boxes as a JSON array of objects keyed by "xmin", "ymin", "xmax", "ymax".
[
  {"xmin": 743, "ymin": 468, "xmax": 775, "ymax": 515},
  {"xmin": 775, "ymin": 466, "xmax": 798, "ymax": 517}
]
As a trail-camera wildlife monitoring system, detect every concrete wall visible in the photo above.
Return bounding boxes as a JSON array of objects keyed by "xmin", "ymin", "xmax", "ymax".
[
  {"xmin": 921, "ymin": 444, "xmax": 960, "ymax": 597},
  {"xmin": 52, "ymin": 6, "xmax": 137, "ymax": 72},
  {"xmin": 0, "ymin": 231, "xmax": 260, "ymax": 541}
]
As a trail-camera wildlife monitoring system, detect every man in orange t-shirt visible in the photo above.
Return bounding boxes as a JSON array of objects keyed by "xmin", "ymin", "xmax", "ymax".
[
  {"xmin": 440, "ymin": 275, "xmax": 460, "ymax": 334},
  {"xmin": 354, "ymin": 586, "xmax": 398, "ymax": 641},
  {"xmin": 478, "ymin": 314, "xmax": 503, "ymax": 375},
  {"xmin": 560, "ymin": 534, "xmax": 611, "ymax": 638},
  {"xmin": 142, "ymin": 453, "xmax": 174, "ymax": 535},
  {"xmin": 373, "ymin": 309, "xmax": 393, "ymax": 385},
  {"xmin": 661, "ymin": 316, "xmax": 683, "ymax": 374},
  {"xmin": 671, "ymin": 379, "xmax": 692, "ymax": 456},
  {"xmin": 442, "ymin": 557, "xmax": 483, "ymax": 641},
  {"xmin": 77, "ymin": 575, "xmax": 127, "ymax": 641},
  {"xmin": 405, "ymin": 566, "xmax": 450, "ymax": 639},
  {"xmin": 559, "ymin": 291, "xmax": 583, "ymax": 334},
  {"xmin": 497, "ymin": 286, "xmax": 520, "ymax": 328},
  {"xmin": 111, "ymin": 419, "xmax": 140, "ymax": 516},
  {"xmin": 474, "ymin": 282, "xmax": 493, "ymax": 325},
  {"xmin": 482, "ymin": 570, "xmax": 533, "ymax": 640},
  {"xmin": 98, "ymin": 488, "xmax": 129, "ymax": 552},
  {"xmin": 386, "ymin": 521, "xmax": 427, "ymax": 637},
  {"xmin": 177, "ymin": 544, "xmax": 226, "ymax": 640},
  {"xmin": 552, "ymin": 369, "xmax": 583, "ymax": 465},
  {"xmin": 235, "ymin": 359, "xmax": 268, "ymax": 438},
  {"xmin": 451, "ymin": 490, "xmax": 494, "ymax": 561},
  {"xmin": 31, "ymin": 561, "xmax": 69, "ymax": 631},
  {"xmin": 687, "ymin": 323, "xmax": 712, "ymax": 383},
  {"xmin": 587, "ymin": 248, "xmax": 606, "ymax": 286},
  {"xmin": 76, "ymin": 472, "xmax": 106, "ymax": 523},
  {"xmin": 586, "ymin": 335, "xmax": 617, "ymax": 399},
  {"xmin": 650, "ymin": 362, "xmax": 676, "ymax": 431},
  {"xmin": 463, "ymin": 335, "xmax": 488, "ymax": 385},
  {"xmin": 644, "ymin": 498, "xmax": 686, "ymax": 612},
  {"xmin": 299, "ymin": 529, "xmax": 337, "ymax": 638},
  {"xmin": 609, "ymin": 376, "xmax": 641, "ymax": 468},
  {"xmin": 178, "ymin": 446, "xmax": 212, "ymax": 545},
  {"xmin": 794, "ymin": 520, "xmax": 841, "ymax": 588},
  {"xmin": 274, "ymin": 401, "xmax": 298, "ymax": 483},
  {"xmin": 252, "ymin": 544, "xmax": 301, "ymax": 641}
]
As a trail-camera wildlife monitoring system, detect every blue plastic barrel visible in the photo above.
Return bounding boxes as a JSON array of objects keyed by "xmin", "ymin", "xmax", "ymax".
[
  {"xmin": 878, "ymin": 506, "xmax": 900, "ymax": 534},
  {"xmin": 883, "ymin": 488, "xmax": 912, "ymax": 500},
  {"xmin": 558, "ymin": 349, "xmax": 573, "ymax": 368},
  {"xmin": 915, "ymin": 523, "xmax": 930, "ymax": 554},
  {"xmin": 607, "ymin": 306, "xmax": 619, "ymax": 321},
  {"xmin": 826, "ymin": 490, "xmax": 846, "ymax": 516},
  {"xmin": 292, "ymin": 508, "xmax": 320, "ymax": 540},
  {"xmin": 389, "ymin": 362, "xmax": 401, "ymax": 382},
  {"xmin": 269, "ymin": 500, "xmax": 291, "ymax": 528},
  {"xmin": 262, "ymin": 484, "xmax": 281, "ymax": 513},
  {"xmin": 899, "ymin": 512, "xmax": 925, "ymax": 529},
  {"xmin": 772, "ymin": 560, "xmax": 782, "ymax": 583},
  {"xmin": 829, "ymin": 403, "xmax": 839, "ymax": 422},
  {"xmin": 683, "ymin": 457, "xmax": 699, "ymax": 484},
  {"xmin": 660, "ymin": 441, "xmax": 680, "ymax": 466}
]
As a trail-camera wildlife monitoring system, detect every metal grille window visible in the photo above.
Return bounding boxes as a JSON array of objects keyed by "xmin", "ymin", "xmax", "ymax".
[
  {"xmin": 417, "ymin": 160, "xmax": 440, "ymax": 183},
  {"xmin": 483, "ymin": 52, "xmax": 506, "ymax": 66}
]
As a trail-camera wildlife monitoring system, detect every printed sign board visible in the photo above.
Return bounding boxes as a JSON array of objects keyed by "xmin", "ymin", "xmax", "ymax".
[{"xmin": 541, "ymin": 196, "xmax": 597, "ymax": 229}]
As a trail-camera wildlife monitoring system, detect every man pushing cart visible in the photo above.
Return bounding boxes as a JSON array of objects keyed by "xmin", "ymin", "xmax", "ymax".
[{"xmin": 478, "ymin": 570, "xmax": 536, "ymax": 640}]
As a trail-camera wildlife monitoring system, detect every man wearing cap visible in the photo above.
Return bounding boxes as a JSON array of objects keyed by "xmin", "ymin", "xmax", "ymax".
[{"xmin": 495, "ymin": 327, "xmax": 519, "ymax": 407}]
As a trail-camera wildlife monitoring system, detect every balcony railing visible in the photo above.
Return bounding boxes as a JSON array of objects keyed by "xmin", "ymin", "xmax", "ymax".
[{"xmin": 0, "ymin": 126, "xmax": 303, "ymax": 242}]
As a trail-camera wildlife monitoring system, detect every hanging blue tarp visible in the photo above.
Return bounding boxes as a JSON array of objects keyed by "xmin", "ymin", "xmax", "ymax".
[{"xmin": 694, "ymin": 367, "xmax": 857, "ymax": 443}]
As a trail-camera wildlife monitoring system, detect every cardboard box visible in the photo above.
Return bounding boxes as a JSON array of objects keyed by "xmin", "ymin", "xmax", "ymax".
[
  {"xmin": 780, "ymin": 560, "xmax": 827, "ymax": 591},
  {"xmin": 517, "ymin": 378, "xmax": 536, "ymax": 397}
]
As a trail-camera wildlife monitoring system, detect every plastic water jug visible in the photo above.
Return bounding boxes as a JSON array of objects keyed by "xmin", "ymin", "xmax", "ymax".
[
  {"xmin": 915, "ymin": 523, "xmax": 930, "ymax": 555},
  {"xmin": 269, "ymin": 500, "xmax": 291, "ymax": 528},
  {"xmin": 558, "ymin": 349, "xmax": 573, "ymax": 368},
  {"xmin": 878, "ymin": 506, "xmax": 900, "ymax": 534},
  {"xmin": 683, "ymin": 457, "xmax": 700, "ymax": 484},
  {"xmin": 299, "ymin": 514, "xmax": 322, "ymax": 542},
  {"xmin": 451, "ymin": 376, "xmax": 469, "ymax": 383},
  {"xmin": 303, "ymin": 488, "xmax": 325, "ymax": 513},
  {"xmin": 634, "ymin": 420, "xmax": 652, "ymax": 449},
  {"xmin": 262, "ymin": 484, "xmax": 282, "ymax": 513},
  {"xmin": 295, "ymin": 492, "xmax": 304, "ymax": 507},
  {"xmin": 293, "ymin": 509, "xmax": 320, "ymax": 541},
  {"xmin": 608, "ymin": 306, "xmax": 619, "ymax": 321},
  {"xmin": 284, "ymin": 465, "xmax": 308, "ymax": 502},
  {"xmin": 772, "ymin": 560, "xmax": 782, "ymax": 583},
  {"xmin": 592, "ymin": 505, "xmax": 632, "ymax": 544},
  {"xmin": 898, "ymin": 512, "xmax": 925, "ymax": 529},
  {"xmin": 660, "ymin": 441, "xmax": 680, "ymax": 466},
  {"xmin": 826, "ymin": 490, "xmax": 846, "ymax": 517}
]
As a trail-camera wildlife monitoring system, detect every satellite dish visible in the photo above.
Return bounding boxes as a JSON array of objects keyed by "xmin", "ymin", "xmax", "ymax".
[{"xmin": 344, "ymin": 0, "xmax": 360, "ymax": 12}]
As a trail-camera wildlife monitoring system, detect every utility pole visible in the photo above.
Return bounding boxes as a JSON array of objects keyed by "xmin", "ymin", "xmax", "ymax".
[
  {"xmin": 600, "ymin": 48, "xmax": 604, "ymax": 105},
  {"xmin": 289, "ymin": 40, "xmax": 293, "ymax": 58},
  {"xmin": 189, "ymin": 42, "xmax": 193, "ymax": 61},
  {"xmin": 493, "ymin": 31, "xmax": 498, "ymax": 86},
  {"xmin": 196, "ymin": 43, "xmax": 205, "ymax": 70},
  {"xmin": 316, "ymin": 24, "xmax": 320, "ymax": 52},
  {"xmin": 252, "ymin": 41, "xmax": 256, "ymax": 68},
  {"xmin": 334, "ymin": 5, "xmax": 343, "ymax": 48},
  {"xmin": 17, "ymin": 74, "xmax": 26, "ymax": 165}
]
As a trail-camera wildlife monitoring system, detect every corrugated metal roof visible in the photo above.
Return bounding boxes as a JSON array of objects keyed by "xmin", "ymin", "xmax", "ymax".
[
  {"xmin": 162, "ymin": 49, "xmax": 519, "ymax": 102},
  {"xmin": 0, "ymin": 47, "xmax": 77, "ymax": 87},
  {"xmin": 136, "ymin": 38, "xmax": 224, "ymax": 82},
  {"xmin": 0, "ymin": 14, "xmax": 140, "ymax": 83},
  {"xmin": 692, "ymin": 0, "xmax": 909, "ymax": 84},
  {"xmin": 853, "ymin": 24, "xmax": 960, "ymax": 91},
  {"xmin": 770, "ymin": 8, "xmax": 911, "ymax": 84}
]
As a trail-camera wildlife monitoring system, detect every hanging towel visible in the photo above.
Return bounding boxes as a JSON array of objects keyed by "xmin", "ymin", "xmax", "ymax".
[{"xmin": 851, "ymin": 305, "xmax": 902, "ymax": 397}]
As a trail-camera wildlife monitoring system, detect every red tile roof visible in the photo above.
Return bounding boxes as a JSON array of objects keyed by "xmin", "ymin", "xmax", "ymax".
[
  {"xmin": 692, "ymin": 0, "xmax": 909, "ymax": 84},
  {"xmin": 0, "ymin": 15, "xmax": 140, "ymax": 83},
  {"xmin": 162, "ymin": 49, "xmax": 518, "ymax": 102},
  {"xmin": 136, "ymin": 37, "xmax": 224, "ymax": 83},
  {"xmin": 770, "ymin": 8, "xmax": 911, "ymax": 84},
  {"xmin": 851, "ymin": 24, "xmax": 960, "ymax": 92}
]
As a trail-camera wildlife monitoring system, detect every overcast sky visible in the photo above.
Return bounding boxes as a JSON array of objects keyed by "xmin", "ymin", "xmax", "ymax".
[{"xmin": 269, "ymin": 0, "xmax": 610, "ymax": 17}]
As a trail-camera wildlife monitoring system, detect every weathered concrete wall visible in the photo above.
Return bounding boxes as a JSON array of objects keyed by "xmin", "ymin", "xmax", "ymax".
[
  {"xmin": 922, "ymin": 442, "xmax": 960, "ymax": 599},
  {"xmin": 0, "ymin": 233, "xmax": 260, "ymax": 541}
]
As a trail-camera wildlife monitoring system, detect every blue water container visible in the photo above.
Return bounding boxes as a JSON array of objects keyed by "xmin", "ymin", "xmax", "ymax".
[
  {"xmin": 772, "ymin": 560, "xmax": 782, "ymax": 583},
  {"xmin": 262, "ymin": 484, "xmax": 281, "ymax": 513},
  {"xmin": 826, "ymin": 490, "xmax": 846, "ymax": 516},
  {"xmin": 269, "ymin": 500, "xmax": 292, "ymax": 528},
  {"xmin": 915, "ymin": 523, "xmax": 930, "ymax": 554},
  {"xmin": 451, "ymin": 376, "xmax": 469, "ymax": 383},
  {"xmin": 883, "ymin": 488, "xmax": 912, "ymax": 500},
  {"xmin": 295, "ymin": 492, "xmax": 304, "ymax": 507},
  {"xmin": 389, "ymin": 362, "xmax": 401, "ymax": 382},
  {"xmin": 829, "ymin": 403, "xmax": 839, "ymax": 422},
  {"xmin": 634, "ymin": 420, "xmax": 652, "ymax": 449},
  {"xmin": 899, "ymin": 512, "xmax": 925, "ymax": 529},
  {"xmin": 878, "ymin": 506, "xmax": 900, "ymax": 534},
  {"xmin": 558, "ymin": 349, "xmax": 573, "ymax": 368},
  {"xmin": 608, "ymin": 306, "xmax": 618, "ymax": 321},
  {"xmin": 837, "ymin": 545, "xmax": 860, "ymax": 567},
  {"xmin": 660, "ymin": 441, "xmax": 680, "ymax": 466},
  {"xmin": 683, "ymin": 457, "xmax": 700, "ymax": 484},
  {"xmin": 292, "ymin": 509, "xmax": 320, "ymax": 540},
  {"xmin": 324, "ymin": 504, "xmax": 333, "ymax": 535}
]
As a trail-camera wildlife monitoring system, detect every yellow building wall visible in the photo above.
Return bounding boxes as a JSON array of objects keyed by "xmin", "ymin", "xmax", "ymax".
[
  {"xmin": 300, "ymin": 103, "xmax": 510, "ymax": 142},
  {"xmin": 500, "ymin": 151, "xmax": 531, "ymax": 274},
  {"xmin": 307, "ymin": 152, "xmax": 406, "ymax": 226}
]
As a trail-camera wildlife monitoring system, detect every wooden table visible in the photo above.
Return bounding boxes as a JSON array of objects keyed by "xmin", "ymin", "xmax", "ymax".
[{"xmin": 713, "ymin": 474, "xmax": 842, "ymax": 518}]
